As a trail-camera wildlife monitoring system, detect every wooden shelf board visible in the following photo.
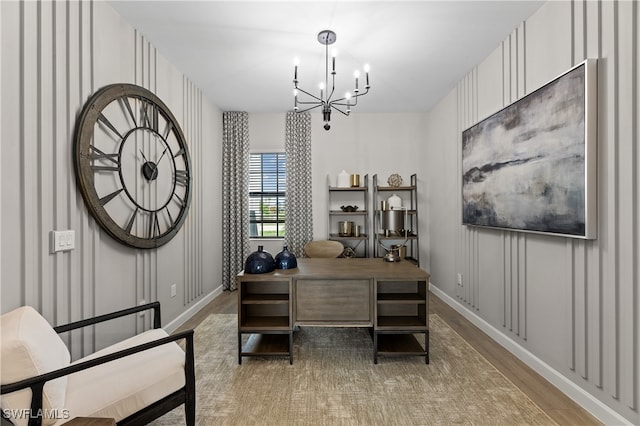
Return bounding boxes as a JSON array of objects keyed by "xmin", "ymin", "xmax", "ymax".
[
  {"xmin": 329, "ymin": 211, "xmax": 368, "ymax": 215},
  {"xmin": 377, "ymin": 234, "xmax": 418, "ymax": 240},
  {"xmin": 241, "ymin": 333, "xmax": 290, "ymax": 355},
  {"xmin": 375, "ymin": 209, "xmax": 417, "ymax": 215},
  {"xmin": 329, "ymin": 234, "xmax": 368, "ymax": 240},
  {"xmin": 376, "ymin": 316, "xmax": 427, "ymax": 328},
  {"xmin": 242, "ymin": 294, "xmax": 289, "ymax": 304},
  {"xmin": 240, "ymin": 316, "xmax": 290, "ymax": 329},
  {"xmin": 376, "ymin": 293, "xmax": 426, "ymax": 303},
  {"xmin": 376, "ymin": 185, "xmax": 417, "ymax": 191},
  {"xmin": 329, "ymin": 187, "xmax": 367, "ymax": 192}
]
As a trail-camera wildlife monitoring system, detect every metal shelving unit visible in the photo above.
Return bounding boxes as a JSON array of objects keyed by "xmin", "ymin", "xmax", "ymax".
[
  {"xmin": 328, "ymin": 174, "xmax": 369, "ymax": 257},
  {"xmin": 372, "ymin": 174, "xmax": 419, "ymax": 266}
]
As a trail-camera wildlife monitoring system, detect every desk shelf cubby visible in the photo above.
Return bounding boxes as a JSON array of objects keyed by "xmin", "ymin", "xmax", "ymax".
[
  {"xmin": 374, "ymin": 279, "xmax": 429, "ymax": 364},
  {"xmin": 238, "ymin": 279, "xmax": 293, "ymax": 364}
]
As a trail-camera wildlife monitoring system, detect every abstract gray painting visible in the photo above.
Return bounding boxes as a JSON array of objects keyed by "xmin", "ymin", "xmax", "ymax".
[{"xmin": 462, "ymin": 60, "xmax": 597, "ymax": 238}]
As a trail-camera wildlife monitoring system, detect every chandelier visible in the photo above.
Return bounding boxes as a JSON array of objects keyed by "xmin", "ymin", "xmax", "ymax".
[{"xmin": 293, "ymin": 30, "xmax": 370, "ymax": 130}]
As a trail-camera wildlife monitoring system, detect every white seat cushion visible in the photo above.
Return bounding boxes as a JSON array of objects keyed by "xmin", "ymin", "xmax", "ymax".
[
  {"xmin": 57, "ymin": 329, "xmax": 186, "ymax": 424},
  {"xmin": 1, "ymin": 306, "xmax": 71, "ymax": 426}
]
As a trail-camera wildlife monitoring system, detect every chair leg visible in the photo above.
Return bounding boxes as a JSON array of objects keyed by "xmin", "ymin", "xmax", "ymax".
[
  {"xmin": 184, "ymin": 331, "xmax": 196, "ymax": 426},
  {"xmin": 185, "ymin": 396, "xmax": 196, "ymax": 426}
]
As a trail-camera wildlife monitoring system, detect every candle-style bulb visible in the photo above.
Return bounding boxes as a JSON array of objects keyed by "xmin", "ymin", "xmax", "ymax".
[
  {"xmin": 364, "ymin": 64, "xmax": 370, "ymax": 88},
  {"xmin": 331, "ymin": 50, "xmax": 337, "ymax": 74}
]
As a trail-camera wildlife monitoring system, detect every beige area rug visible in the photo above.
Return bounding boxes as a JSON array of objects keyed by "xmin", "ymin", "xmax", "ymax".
[{"xmin": 150, "ymin": 314, "xmax": 557, "ymax": 426}]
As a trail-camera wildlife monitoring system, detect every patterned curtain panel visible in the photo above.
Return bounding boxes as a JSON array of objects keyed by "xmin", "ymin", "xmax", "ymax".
[
  {"xmin": 222, "ymin": 112, "xmax": 250, "ymax": 291},
  {"xmin": 285, "ymin": 111, "xmax": 313, "ymax": 258}
]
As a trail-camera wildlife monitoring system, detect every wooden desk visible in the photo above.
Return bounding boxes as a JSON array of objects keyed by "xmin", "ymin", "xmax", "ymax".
[{"xmin": 237, "ymin": 258, "xmax": 430, "ymax": 364}]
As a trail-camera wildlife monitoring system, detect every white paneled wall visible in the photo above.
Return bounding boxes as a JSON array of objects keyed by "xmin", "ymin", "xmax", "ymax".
[
  {"xmin": 0, "ymin": 1, "xmax": 221, "ymax": 357},
  {"xmin": 427, "ymin": 1, "xmax": 638, "ymax": 423}
]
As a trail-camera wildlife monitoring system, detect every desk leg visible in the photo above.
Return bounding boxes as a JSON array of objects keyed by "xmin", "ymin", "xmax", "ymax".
[
  {"xmin": 238, "ymin": 332, "xmax": 242, "ymax": 365},
  {"xmin": 425, "ymin": 330, "xmax": 430, "ymax": 364},
  {"xmin": 289, "ymin": 332, "xmax": 293, "ymax": 365},
  {"xmin": 373, "ymin": 332, "xmax": 378, "ymax": 364}
]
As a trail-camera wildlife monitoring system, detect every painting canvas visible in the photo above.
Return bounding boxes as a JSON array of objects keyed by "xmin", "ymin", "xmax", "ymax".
[{"xmin": 462, "ymin": 59, "xmax": 597, "ymax": 239}]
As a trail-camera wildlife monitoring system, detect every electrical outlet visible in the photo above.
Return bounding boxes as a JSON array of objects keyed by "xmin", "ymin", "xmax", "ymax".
[
  {"xmin": 139, "ymin": 299, "xmax": 147, "ymax": 317},
  {"xmin": 457, "ymin": 273, "xmax": 463, "ymax": 286},
  {"xmin": 170, "ymin": 284, "xmax": 177, "ymax": 298}
]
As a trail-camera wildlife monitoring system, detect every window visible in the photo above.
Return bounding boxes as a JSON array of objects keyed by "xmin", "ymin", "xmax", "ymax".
[{"xmin": 249, "ymin": 152, "xmax": 286, "ymax": 238}]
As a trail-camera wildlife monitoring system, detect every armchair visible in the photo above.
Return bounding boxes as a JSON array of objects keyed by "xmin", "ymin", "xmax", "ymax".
[{"xmin": 1, "ymin": 302, "xmax": 195, "ymax": 426}]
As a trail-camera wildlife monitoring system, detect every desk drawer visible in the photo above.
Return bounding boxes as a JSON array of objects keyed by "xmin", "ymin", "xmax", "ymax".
[{"xmin": 295, "ymin": 279, "xmax": 371, "ymax": 324}]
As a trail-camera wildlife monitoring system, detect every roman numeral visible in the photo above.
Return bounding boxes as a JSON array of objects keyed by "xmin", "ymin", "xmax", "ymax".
[
  {"xmin": 140, "ymin": 101, "xmax": 158, "ymax": 132},
  {"xmin": 120, "ymin": 96, "xmax": 137, "ymax": 126},
  {"xmin": 164, "ymin": 206, "xmax": 174, "ymax": 225},
  {"xmin": 148, "ymin": 211, "xmax": 160, "ymax": 239},
  {"xmin": 92, "ymin": 165, "xmax": 120, "ymax": 172},
  {"xmin": 162, "ymin": 120, "xmax": 173, "ymax": 140},
  {"xmin": 173, "ymin": 193, "xmax": 185, "ymax": 208},
  {"xmin": 175, "ymin": 170, "xmax": 189, "ymax": 186},
  {"xmin": 173, "ymin": 148, "xmax": 185, "ymax": 158},
  {"xmin": 99, "ymin": 188, "xmax": 124, "ymax": 206},
  {"xmin": 97, "ymin": 113, "xmax": 123, "ymax": 140},
  {"xmin": 89, "ymin": 145, "xmax": 120, "ymax": 172},
  {"xmin": 124, "ymin": 208, "xmax": 139, "ymax": 234}
]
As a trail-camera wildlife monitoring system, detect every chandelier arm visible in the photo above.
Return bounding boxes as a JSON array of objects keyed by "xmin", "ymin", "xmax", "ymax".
[
  {"xmin": 295, "ymin": 86, "xmax": 323, "ymax": 103},
  {"xmin": 332, "ymin": 87, "xmax": 370, "ymax": 106},
  {"xmin": 295, "ymin": 103, "xmax": 324, "ymax": 114},
  {"xmin": 329, "ymin": 103, "xmax": 350, "ymax": 117}
]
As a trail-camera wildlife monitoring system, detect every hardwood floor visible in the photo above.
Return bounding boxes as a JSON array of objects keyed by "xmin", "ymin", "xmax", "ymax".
[{"xmin": 175, "ymin": 290, "xmax": 601, "ymax": 425}]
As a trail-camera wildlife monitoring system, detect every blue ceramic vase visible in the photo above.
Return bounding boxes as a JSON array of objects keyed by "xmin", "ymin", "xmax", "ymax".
[
  {"xmin": 244, "ymin": 245, "xmax": 275, "ymax": 274},
  {"xmin": 275, "ymin": 245, "xmax": 297, "ymax": 270}
]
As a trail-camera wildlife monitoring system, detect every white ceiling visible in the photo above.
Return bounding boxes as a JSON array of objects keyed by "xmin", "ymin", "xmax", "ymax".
[{"xmin": 108, "ymin": 1, "xmax": 544, "ymax": 113}]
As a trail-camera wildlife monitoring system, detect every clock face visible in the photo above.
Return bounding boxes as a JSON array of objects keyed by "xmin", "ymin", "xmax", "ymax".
[{"xmin": 74, "ymin": 84, "xmax": 192, "ymax": 249}]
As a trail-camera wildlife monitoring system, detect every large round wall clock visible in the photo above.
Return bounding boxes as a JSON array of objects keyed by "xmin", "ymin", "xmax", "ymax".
[{"xmin": 73, "ymin": 83, "xmax": 192, "ymax": 249}]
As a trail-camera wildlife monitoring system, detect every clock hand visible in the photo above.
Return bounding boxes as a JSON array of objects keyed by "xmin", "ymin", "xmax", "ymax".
[
  {"xmin": 139, "ymin": 149, "xmax": 149, "ymax": 162},
  {"xmin": 155, "ymin": 147, "xmax": 169, "ymax": 166}
]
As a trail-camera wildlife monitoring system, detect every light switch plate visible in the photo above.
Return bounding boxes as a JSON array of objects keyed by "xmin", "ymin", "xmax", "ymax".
[{"xmin": 50, "ymin": 230, "xmax": 75, "ymax": 253}]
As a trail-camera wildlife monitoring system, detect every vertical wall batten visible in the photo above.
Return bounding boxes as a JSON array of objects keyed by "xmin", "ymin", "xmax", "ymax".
[
  {"xmin": 39, "ymin": 0, "xmax": 53, "ymax": 324},
  {"xmin": 618, "ymin": 0, "xmax": 637, "ymax": 411},
  {"xmin": 634, "ymin": 0, "xmax": 640, "ymax": 411},
  {"xmin": 36, "ymin": 0, "xmax": 43, "ymax": 321},
  {"xmin": 568, "ymin": 240, "xmax": 576, "ymax": 371},
  {"xmin": 19, "ymin": 0, "xmax": 28, "ymax": 308},
  {"xmin": 586, "ymin": 0, "xmax": 603, "ymax": 391}
]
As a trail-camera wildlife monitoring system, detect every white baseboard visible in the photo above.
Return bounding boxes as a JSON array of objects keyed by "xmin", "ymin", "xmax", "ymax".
[
  {"xmin": 429, "ymin": 283, "xmax": 631, "ymax": 426},
  {"xmin": 164, "ymin": 285, "xmax": 223, "ymax": 334}
]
